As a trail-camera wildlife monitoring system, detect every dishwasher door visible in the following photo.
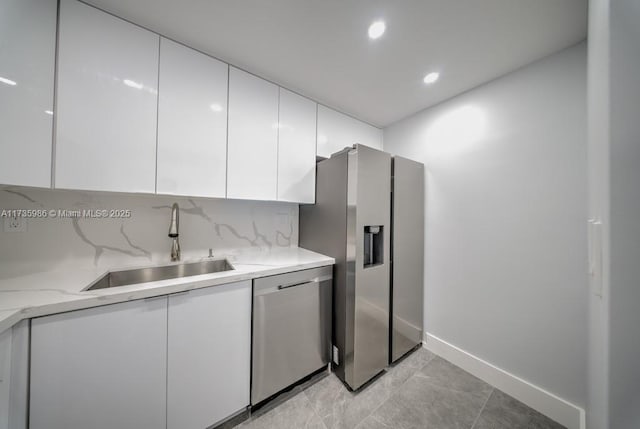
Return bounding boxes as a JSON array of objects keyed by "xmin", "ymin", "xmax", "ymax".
[{"xmin": 252, "ymin": 266, "xmax": 332, "ymax": 405}]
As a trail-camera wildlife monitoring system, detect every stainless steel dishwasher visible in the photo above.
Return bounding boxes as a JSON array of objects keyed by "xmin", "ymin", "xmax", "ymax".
[{"xmin": 251, "ymin": 266, "xmax": 332, "ymax": 405}]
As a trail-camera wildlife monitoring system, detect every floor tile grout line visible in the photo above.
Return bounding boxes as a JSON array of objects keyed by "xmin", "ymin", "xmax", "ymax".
[
  {"xmin": 414, "ymin": 354, "xmax": 496, "ymax": 399},
  {"xmin": 298, "ymin": 387, "xmax": 330, "ymax": 429},
  {"xmin": 355, "ymin": 351, "xmax": 438, "ymax": 427},
  {"xmin": 302, "ymin": 378, "xmax": 337, "ymax": 421},
  {"xmin": 469, "ymin": 387, "xmax": 495, "ymax": 429},
  {"xmin": 372, "ymin": 414, "xmax": 396, "ymax": 429},
  {"xmin": 413, "ymin": 375, "xmax": 494, "ymax": 398},
  {"xmin": 410, "ymin": 351, "xmax": 437, "ymax": 376}
]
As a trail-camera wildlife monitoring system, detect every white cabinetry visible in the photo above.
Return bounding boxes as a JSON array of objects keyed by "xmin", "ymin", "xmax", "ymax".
[
  {"xmin": 277, "ymin": 88, "xmax": 317, "ymax": 203},
  {"xmin": 0, "ymin": 321, "xmax": 28, "ymax": 429},
  {"xmin": 167, "ymin": 281, "xmax": 251, "ymax": 428},
  {"xmin": 316, "ymin": 105, "xmax": 383, "ymax": 158},
  {"xmin": 0, "ymin": 328, "xmax": 10, "ymax": 429},
  {"xmin": 29, "ymin": 280, "xmax": 253, "ymax": 429},
  {"xmin": 7, "ymin": 321, "xmax": 28, "ymax": 429},
  {"xmin": 157, "ymin": 38, "xmax": 228, "ymax": 198},
  {"xmin": 227, "ymin": 67, "xmax": 279, "ymax": 200},
  {"xmin": 55, "ymin": 0, "xmax": 159, "ymax": 193},
  {"xmin": 30, "ymin": 298, "xmax": 168, "ymax": 429},
  {"xmin": 1, "ymin": 0, "xmax": 379, "ymax": 199},
  {"xmin": 0, "ymin": 0, "xmax": 56, "ymax": 188}
]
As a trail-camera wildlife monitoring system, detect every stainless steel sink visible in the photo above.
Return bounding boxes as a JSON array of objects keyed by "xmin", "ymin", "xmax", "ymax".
[{"xmin": 86, "ymin": 259, "xmax": 234, "ymax": 291}]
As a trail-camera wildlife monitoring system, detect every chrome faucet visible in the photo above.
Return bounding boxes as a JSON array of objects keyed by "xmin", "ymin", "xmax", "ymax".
[{"xmin": 168, "ymin": 203, "xmax": 180, "ymax": 261}]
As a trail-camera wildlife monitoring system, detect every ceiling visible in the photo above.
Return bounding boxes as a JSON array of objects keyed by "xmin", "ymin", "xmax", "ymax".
[{"xmin": 84, "ymin": 0, "xmax": 588, "ymax": 128}]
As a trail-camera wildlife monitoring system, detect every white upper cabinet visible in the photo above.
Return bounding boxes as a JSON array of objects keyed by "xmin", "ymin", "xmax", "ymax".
[
  {"xmin": 316, "ymin": 105, "xmax": 383, "ymax": 158},
  {"xmin": 55, "ymin": 0, "xmax": 159, "ymax": 193},
  {"xmin": 157, "ymin": 38, "xmax": 228, "ymax": 198},
  {"xmin": 277, "ymin": 89, "xmax": 317, "ymax": 203},
  {"xmin": 0, "ymin": 0, "xmax": 56, "ymax": 188},
  {"xmin": 227, "ymin": 67, "xmax": 279, "ymax": 201}
]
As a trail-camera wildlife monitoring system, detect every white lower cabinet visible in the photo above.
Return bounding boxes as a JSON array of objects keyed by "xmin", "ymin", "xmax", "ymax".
[
  {"xmin": 167, "ymin": 280, "xmax": 251, "ymax": 428},
  {"xmin": 6, "ymin": 321, "xmax": 29, "ymax": 429},
  {"xmin": 29, "ymin": 298, "xmax": 169, "ymax": 429},
  {"xmin": 0, "ymin": 322, "xmax": 29, "ymax": 429},
  {"xmin": 29, "ymin": 281, "xmax": 251, "ymax": 429},
  {"xmin": 0, "ymin": 328, "xmax": 11, "ymax": 429}
]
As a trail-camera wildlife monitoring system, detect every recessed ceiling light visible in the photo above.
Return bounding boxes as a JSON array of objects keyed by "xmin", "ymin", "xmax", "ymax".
[
  {"xmin": 368, "ymin": 21, "xmax": 386, "ymax": 39},
  {"xmin": 0, "ymin": 76, "xmax": 17, "ymax": 86},
  {"xmin": 210, "ymin": 103, "xmax": 223, "ymax": 112},
  {"xmin": 423, "ymin": 72, "xmax": 440, "ymax": 84},
  {"xmin": 44, "ymin": 110, "xmax": 54, "ymax": 115}
]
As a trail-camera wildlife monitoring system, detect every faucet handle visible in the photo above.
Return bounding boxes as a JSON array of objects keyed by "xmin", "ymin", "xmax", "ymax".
[{"xmin": 168, "ymin": 203, "xmax": 179, "ymax": 237}]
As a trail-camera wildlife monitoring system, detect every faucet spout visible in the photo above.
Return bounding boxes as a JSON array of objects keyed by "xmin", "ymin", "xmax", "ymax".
[{"xmin": 168, "ymin": 203, "xmax": 180, "ymax": 261}]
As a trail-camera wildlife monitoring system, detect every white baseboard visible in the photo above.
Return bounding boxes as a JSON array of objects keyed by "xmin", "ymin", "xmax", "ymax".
[{"xmin": 423, "ymin": 333, "xmax": 585, "ymax": 429}]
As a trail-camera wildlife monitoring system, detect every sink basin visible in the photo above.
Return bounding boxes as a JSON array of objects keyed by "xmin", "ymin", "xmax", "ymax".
[{"xmin": 86, "ymin": 259, "xmax": 234, "ymax": 291}]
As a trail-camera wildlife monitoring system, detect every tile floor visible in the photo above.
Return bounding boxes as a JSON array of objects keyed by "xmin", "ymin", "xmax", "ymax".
[{"xmin": 233, "ymin": 347, "xmax": 565, "ymax": 429}]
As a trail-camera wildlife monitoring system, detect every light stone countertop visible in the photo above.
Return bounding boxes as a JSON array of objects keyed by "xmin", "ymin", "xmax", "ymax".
[{"xmin": 0, "ymin": 246, "xmax": 334, "ymax": 334}]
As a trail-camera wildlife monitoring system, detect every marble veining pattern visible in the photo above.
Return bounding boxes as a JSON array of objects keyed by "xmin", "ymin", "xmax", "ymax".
[
  {"xmin": 3, "ymin": 189, "xmax": 44, "ymax": 206},
  {"xmin": 71, "ymin": 218, "xmax": 153, "ymax": 264},
  {"xmin": 152, "ymin": 199, "xmax": 213, "ymax": 222},
  {"xmin": 153, "ymin": 199, "xmax": 282, "ymax": 249},
  {"xmin": 231, "ymin": 349, "xmax": 565, "ymax": 429},
  {"xmin": 0, "ymin": 186, "xmax": 299, "ymax": 278}
]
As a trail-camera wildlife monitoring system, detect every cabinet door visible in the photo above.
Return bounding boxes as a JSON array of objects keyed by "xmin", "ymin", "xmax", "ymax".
[
  {"xmin": 157, "ymin": 38, "xmax": 228, "ymax": 198},
  {"xmin": 55, "ymin": 0, "xmax": 159, "ymax": 193},
  {"xmin": 8, "ymin": 321, "xmax": 29, "ymax": 429},
  {"xmin": 0, "ymin": 328, "xmax": 10, "ymax": 429},
  {"xmin": 30, "ymin": 298, "xmax": 168, "ymax": 429},
  {"xmin": 316, "ymin": 105, "xmax": 383, "ymax": 158},
  {"xmin": 0, "ymin": 0, "xmax": 56, "ymax": 188},
  {"xmin": 277, "ymin": 89, "xmax": 317, "ymax": 203},
  {"xmin": 167, "ymin": 281, "xmax": 251, "ymax": 429},
  {"xmin": 227, "ymin": 67, "xmax": 279, "ymax": 200}
]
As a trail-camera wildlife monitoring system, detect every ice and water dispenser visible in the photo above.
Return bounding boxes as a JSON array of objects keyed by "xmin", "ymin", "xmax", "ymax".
[{"xmin": 363, "ymin": 225, "xmax": 384, "ymax": 268}]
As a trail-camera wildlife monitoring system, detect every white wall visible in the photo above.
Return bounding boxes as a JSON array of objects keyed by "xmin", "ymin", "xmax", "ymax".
[
  {"xmin": 0, "ymin": 187, "xmax": 298, "ymax": 278},
  {"xmin": 384, "ymin": 43, "xmax": 588, "ymax": 408}
]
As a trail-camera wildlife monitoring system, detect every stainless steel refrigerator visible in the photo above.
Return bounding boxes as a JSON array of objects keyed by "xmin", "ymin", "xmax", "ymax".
[
  {"xmin": 300, "ymin": 144, "xmax": 424, "ymax": 390},
  {"xmin": 390, "ymin": 155, "xmax": 425, "ymax": 363}
]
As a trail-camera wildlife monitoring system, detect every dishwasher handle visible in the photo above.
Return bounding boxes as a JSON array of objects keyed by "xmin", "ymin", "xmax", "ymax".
[
  {"xmin": 254, "ymin": 274, "xmax": 332, "ymax": 296},
  {"xmin": 278, "ymin": 281, "xmax": 314, "ymax": 290}
]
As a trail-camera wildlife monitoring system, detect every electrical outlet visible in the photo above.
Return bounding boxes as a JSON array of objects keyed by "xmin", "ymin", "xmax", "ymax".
[
  {"xmin": 3, "ymin": 216, "xmax": 26, "ymax": 233},
  {"xmin": 276, "ymin": 212, "xmax": 290, "ymax": 229}
]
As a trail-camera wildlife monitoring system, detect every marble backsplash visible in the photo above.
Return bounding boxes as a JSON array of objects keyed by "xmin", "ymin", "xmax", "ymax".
[{"xmin": 0, "ymin": 186, "xmax": 298, "ymax": 279}]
